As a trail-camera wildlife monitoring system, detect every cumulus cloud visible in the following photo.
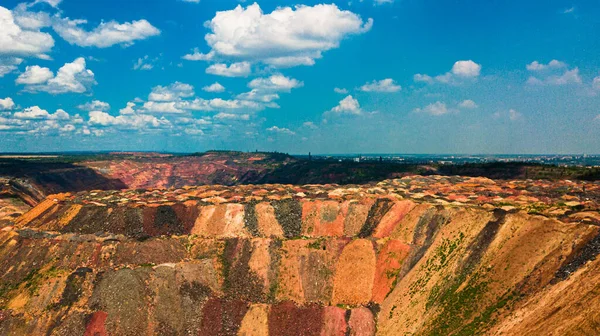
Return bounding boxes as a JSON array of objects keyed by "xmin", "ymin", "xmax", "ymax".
[
  {"xmin": 206, "ymin": 62, "xmax": 251, "ymax": 77},
  {"xmin": 53, "ymin": 17, "xmax": 160, "ymax": 48},
  {"xmin": 22, "ymin": 59, "xmax": 93, "ymax": 93},
  {"xmin": 526, "ymin": 60, "xmax": 566, "ymax": 71},
  {"xmin": 13, "ymin": 106, "xmax": 69, "ymax": 120},
  {"xmin": 593, "ymin": 76, "xmax": 600, "ymax": 91},
  {"xmin": 414, "ymin": 60, "xmax": 481, "ymax": 85},
  {"xmin": 88, "ymin": 110, "xmax": 171, "ymax": 130},
  {"xmin": 182, "ymin": 49, "xmax": 214, "ymax": 61},
  {"xmin": 214, "ymin": 112, "xmax": 250, "ymax": 121},
  {"xmin": 15, "ymin": 65, "xmax": 53, "ymax": 84},
  {"xmin": 199, "ymin": 3, "xmax": 372, "ymax": 68},
  {"xmin": 77, "ymin": 100, "xmax": 110, "ymax": 112},
  {"xmin": 329, "ymin": 95, "xmax": 362, "ymax": 115},
  {"xmin": 236, "ymin": 90, "xmax": 279, "ymax": 103},
  {"xmin": 451, "ymin": 60, "xmax": 481, "ymax": 77},
  {"xmin": 414, "ymin": 101, "xmax": 450, "ymax": 116},
  {"xmin": 119, "ymin": 101, "xmax": 136, "ymax": 115},
  {"xmin": 59, "ymin": 124, "xmax": 75, "ymax": 132},
  {"xmin": 248, "ymin": 74, "xmax": 303, "ymax": 92},
  {"xmin": 208, "ymin": 98, "xmax": 261, "ymax": 110},
  {"xmin": 0, "ymin": 57, "xmax": 23, "ymax": 77},
  {"xmin": 527, "ymin": 68, "xmax": 582, "ymax": 86},
  {"xmin": 142, "ymin": 101, "xmax": 185, "ymax": 114},
  {"xmin": 203, "ymin": 82, "xmax": 225, "ymax": 93},
  {"xmin": 303, "ymin": 121, "xmax": 318, "ymax": 129},
  {"xmin": 509, "ymin": 109, "xmax": 522, "ymax": 121},
  {"xmin": 458, "ymin": 99, "xmax": 478, "ymax": 109},
  {"xmin": 0, "ymin": 97, "xmax": 15, "ymax": 110},
  {"xmin": 267, "ymin": 126, "xmax": 295, "ymax": 135},
  {"xmin": 234, "ymin": 74, "xmax": 302, "ymax": 107},
  {"xmin": 18, "ymin": 57, "xmax": 96, "ymax": 94},
  {"xmin": 334, "ymin": 87, "xmax": 348, "ymax": 94},
  {"xmin": 148, "ymin": 82, "xmax": 195, "ymax": 101},
  {"xmin": 413, "ymin": 74, "xmax": 434, "ymax": 84},
  {"xmin": 0, "ymin": 6, "xmax": 54, "ymax": 58},
  {"xmin": 11, "ymin": 3, "xmax": 53, "ymax": 31},
  {"xmin": 359, "ymin": 78, "xmax": 401, "ymax": 92}
]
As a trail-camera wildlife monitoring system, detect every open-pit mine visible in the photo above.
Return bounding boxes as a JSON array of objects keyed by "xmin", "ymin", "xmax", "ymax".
[{"xmin": 0, "ymin": 175, "xmax": 599, "ymax": 335}]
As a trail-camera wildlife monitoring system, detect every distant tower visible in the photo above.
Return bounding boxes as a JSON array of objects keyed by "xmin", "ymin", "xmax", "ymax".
[
  {"xmin": 379, "ymin": 156, "xmax": 383, "ymax": 163},
  {"xmin": 309, "ymin": 152, "xmax": 312, "ymax": 161}
]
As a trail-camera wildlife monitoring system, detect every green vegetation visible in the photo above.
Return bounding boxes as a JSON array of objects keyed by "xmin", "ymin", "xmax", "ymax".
[
  {"xmin": 409, "ymin": 232, "xmax": 465, "ymax": 296},
  {"xmin": 307, "ymin": 237, "xmax": 327, "ymax": 249}
]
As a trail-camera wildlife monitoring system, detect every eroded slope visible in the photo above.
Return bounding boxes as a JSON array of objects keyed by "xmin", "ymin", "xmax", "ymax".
[{"xmin": 0, "ymin": 178, "xmax": 599, "ymax": 335}]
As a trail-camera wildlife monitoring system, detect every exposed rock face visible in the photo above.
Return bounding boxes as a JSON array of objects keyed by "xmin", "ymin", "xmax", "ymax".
[{"xmin": 0, "ymin": 180, "xmax": 599, "ymax": 335}]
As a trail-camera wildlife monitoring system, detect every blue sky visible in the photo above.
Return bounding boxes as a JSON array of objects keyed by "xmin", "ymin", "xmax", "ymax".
[{"xmin": 0, "ymin": 0, "xmax": 599, "ymax": 154}]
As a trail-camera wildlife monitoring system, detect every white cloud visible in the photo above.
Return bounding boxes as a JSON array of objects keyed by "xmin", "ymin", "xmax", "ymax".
[
  {"xmin": 208, "ymin": 98, "xmax": 261, "ymax": 110},
  {"xmin": 593, "ymin": 76, "xmax": 600, "ymax": 90},
  {"xmin": 236, "ymin": 90, "xmax": 279, "ymax": 103},
  {"xmin": 59, "ymin": 124, "xmax": 75, "ymax": 132},
  {"xmin": 0, "ymin": 97, "xmax": 15, "ymax": 110},
  {"xmin": 202, "ymin": 3, "xmax": 372, "ymax": 67},
  {"xmin": 415, "ymin": 60, "xmax": 481, "ymax": 85},
  {"xmin": 458, "ymin": 99, "xmax": 478, "ymax": 109},
  {"xmin": 173, "ymin": 97, "xmax": 264, "ymax": 112},
  {"xmin": 88, "ymin": 110, "xmax": 171, "ymax": 130},
  {"xmin": 214, "ymin": 112, "xmax": 250, "ymax": 121},
  {"xmin": 0, "ymin": 57, "xmax": 23, "ymax": 77},
  {"xmin": 303, "ymin": 121, "xmax": 318, "ymax": 129},
  {"xmin": 33, "ymin": 0, "xmax": 62, "ymax": 8},
  {"xmin": 267, "ymin": 126, "xmax": 295, "ymax": 135},
  {"xmin": 330, "ymin": 95, "xmax": 362, "ymax": 115},
  {"xmin": 360, "ymin": 78, "xmax": 401, "ymax": 92},
  {"xmin": 202, "ymin": 82, "xmax": 225, "ymax": 93},
  {"xmin": 180, "ymin": 0, "xmax": 201, "ymax": 3},
  {"xmin": 133, "ymin": 55, "xmax": 156, "ymax": 70},
  {"xmin": 414, "ymin": 101, "xmax": 450, "ymax": 116},
  {"xmin": 0, "ymin": 6, "xmax": 54, "ymax": 58},
  {"xmin": 11, "ymin": 4, "xmax": 53, "ymax": 30},
  {"xmin": 119, "ymin": 101, "xmax": 136, "ymax": 115},
  {"xmin": 563, "ymin": 7, "xmax": 575, "ymax": 14},
  {"xmin": 248, "ymin": 74, "xmax": 303, "ymax": 92},
  {"xmin": 142, "ymin": 101, "xmax": 185, "ymax": 114},
  {"xmin": 334, "ymin": 87, "xmax": 348, "ymax": 94},
  {"xmin": 148, "ymin": 82, "xmax": 195, "ymax": 101},
  {"xmin": 77, "ymin": 100, "xmax": 110, "ymax": 112},
  {"xmin": 182, "ymin": 49, "xmax": 214, "ymax": 61},
  {"xmin": 15, "ymin": 65, "xmax": 53, "ymax": 84},
  {"xmin": 374, "ymin": 0, "xmax": 395, "ymax": 4},
  {"xmin": 13, "ymin": 106, "xmax": 69, "ymax": 120},
  {"xmin": 413, "ymin": 74, "xmax": 434, "ymax": 84},
  {"xmin": 526, "ymin": 60, "xmax": 566, "ymax": 71},
  {"xmin": 232, "ymin": 74, "xmax": 301, "ymax": 108},
  {"xmin": 509, "ymin": 109, "xmax": 522, "ymax": 121},
  {"xmin": 18, "ymin": 58, "xmax": 96, "ymax": 94},
  {"xmin": 527, "ymin": 68, "xmax": 582, "ymax": 86},
  {"xmin": 71, "ymin": 114, "xmax": 84, "ymax": 124},
  {"xmin": 53, "ymin": 17, "xmax": 160, "ymax": 48},
  {"xmin": 451, "ymin": 60, "xmax": 481, "ymax": 77},
  {"xmin": 206, "ymin": 62, "xmax": 251, "ymax": 77}
]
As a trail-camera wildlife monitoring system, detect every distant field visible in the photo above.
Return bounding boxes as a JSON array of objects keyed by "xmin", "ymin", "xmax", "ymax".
[{"xmin": 0, "ymin": 155, "xmax": 60, "ymax": 158}]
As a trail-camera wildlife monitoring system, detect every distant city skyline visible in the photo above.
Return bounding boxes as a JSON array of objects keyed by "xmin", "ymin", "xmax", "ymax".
[{"xmin": 1, "ymin": 0, "xmax": 599, "ymax": 154}]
